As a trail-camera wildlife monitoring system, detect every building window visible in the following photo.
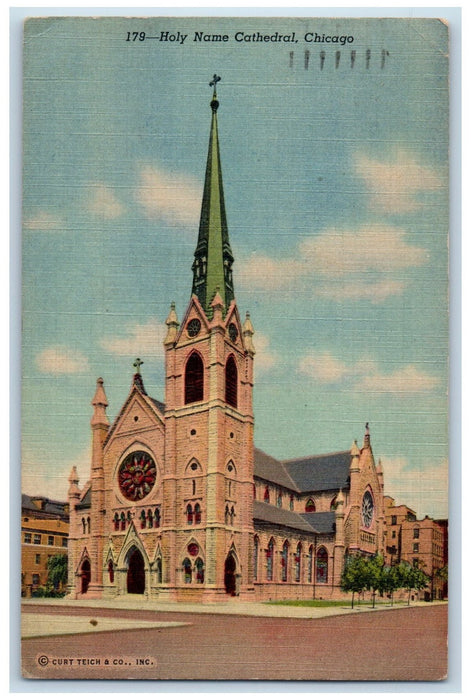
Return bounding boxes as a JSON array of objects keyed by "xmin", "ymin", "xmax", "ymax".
[
  {"xmin": 225, "ymin": 355, "xmax": 238, "ymax": 408},
  {"xmin": 62, "ymin": 538, "xmax": 67, "ymax": 547},
  {"xmin": 392, "ymin": 530, "xmax": 396, "ymax": 539},
  {"xmin": 108, "ymin": 561, "xmax": 114, "ymax": 583},
  {"xmin": 147, "ymin": 509, "xmax": 153, "ymax": 528},
  {"xmin": 230, "ymin": 506, "xmax": 235, "ymax": 525},
  {"xmin": 295, "ymin": 542, "xmax": 302, "ymax": 582},
  {"xmin": 276, "ymin": 490, "xmax": 282, "ymax": 507},
  {"xmin": 192, "ymin": 479, "xmax": 196, "ymax": 496},
  {"xmin": 185, "ymin": 352, "xmax": 204, "ymax": 404},
  {"xmin": 154, "ymin": 508, "xmax": 161, "ymax": 528},
  {"xmin": 186, "ymin": 504, "xmax": 194, "ymax": 525},
  {"xmin": 413, "ymin": 528, "xmax": 420, "ymax": 539},
  {"xmin": 194, "ymin": 503, "xmax": 202, "ymax": 525},
  {"xmin": 195, "ymin": 557, "xmax": 205, "ymax": 583},
  {"xmin": 48, "ymin": 535, "xmax": 54, "ymax": 546},
  {"xmin": 87, "ymin": 517, "xmax": 91, "ymax": 534},
  {"xmin": 316, "ymin": 547, "xmax": 328, "ymax": 584},
  {"xmin": 264, "ymin": 486, "xmax": 270, "ymax": 503},
  {"xmin": 290, "ymin": 494, "xmax": 294, "ymax": 511},
  {"xmin": 254, "ymin": 535, "xmax": 259, "ymax": 581},
  {"xmin": 225, "ymin": 504, "xmax": 230, "ymax": 525},
  {"xmin": 24, "ymin": 532, "xmax": 32, "ymax": 544},
  {"xmin": 35, "ymin": 554, "xmax": 40, "ymax": 564},
  {"xmin": 140, "ymin": 510, "xmax": 146, "ymax": 529},
  {"xmin": 330, "ymin": 497, "xmax": 337, "ymax": 511},
  {"xmin": 34, "ymin": 534, "xmax": 41, "ymax": 545},
  {"xmin": 307, "ymin": 545, "xmax": 313, "ymax": 583},
  {"xmin": 183, "ymin": 558, "xmax": 192, "ymax": 584},
  {"xmin": 391, "ymin": 515, "xmax": 397, "ymax": 525},
  {"xmin": 281, "ymin": 541, "xmax": 289, "ymax": 582},
  {"xmin": 305, "ymin": 498, "xmax": 316, "ymax": 513},
  {"xmin": 113, "ymin": 513, "xmax": 120, "ymax": 531},
  {"xmin": 266, "ymin": 538, "xmax": 274, "ymax": 581},
  {"xmin": 32, "ymin": 574, "xmax": 40, "ymax": 587},
  {"xmin": 413, "ymin": 542, "xmax": 419, "ymax": 553},
  {"xmin": 156, "ymin": 558, "xmax": 162, "ymax": 584}
]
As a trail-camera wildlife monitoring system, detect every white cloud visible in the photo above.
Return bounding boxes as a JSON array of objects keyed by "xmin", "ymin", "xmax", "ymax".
[
  {"xmin": 354, "ymin": 150, "xmax": 443, "ymax": 215},
  {"xmin": 239, "ymin": 224, "xmax": 427, "ymax": 302},
  {"xmin": 298, "ymin": 352, "xmax": 350, "ymax": 383},
  {"xmin": 36, "ymin": 346, "xmax": 90, "ymax": 375},
  {"xmin": 24, "ymin": 209, "xmax": 64, "ymax": 231},
  {"xmin": 22, "ymin": 445, "xmax": 91, "ymax": 501},
  {"xmin": 357, "ymin": 364, "xmax": 440, "ymax": 394},
  {"xmin": 383, "ymin": 457, "xmax": 448, "ymax": 519},
  {"xmin": 87, "ymin": 183, "xmax": 124, "ymax": 219},
  {"xmin": 100, "ymin": 318, "xmax": 166, "ymax": 359},
  {"xmin": 253, "ymin": 332, "xmax": 277, "ymax": 374},
  {"xmin": 298, "ymin": 352, "xmax": 439, "ymax": 395},
  {"xmin": 135, "ymin": 164, "xmax": 201, "ymax": 226}
]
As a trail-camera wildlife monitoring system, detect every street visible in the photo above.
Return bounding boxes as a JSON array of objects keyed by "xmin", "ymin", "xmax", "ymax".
[{"xmin": 21, "ymin": 603, "xmax": 447, "ymax": 681}]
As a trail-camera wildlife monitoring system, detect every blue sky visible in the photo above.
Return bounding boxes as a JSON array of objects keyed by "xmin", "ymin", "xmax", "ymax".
[{"xmin": 22, "ymin": 16, "xmax": 449, "ymax": 518}]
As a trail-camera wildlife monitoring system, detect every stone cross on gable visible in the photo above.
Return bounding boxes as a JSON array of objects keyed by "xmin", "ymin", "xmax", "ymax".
[
  {"xmin": 133, "ymin": 358, "xmax": 144, "ymax": 373},
  {"xmin": 209, "ymin": 74, "xmax": 221, "ymax": 88}
]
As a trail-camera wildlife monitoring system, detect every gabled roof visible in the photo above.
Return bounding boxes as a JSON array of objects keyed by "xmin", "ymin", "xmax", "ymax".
[
  {"xmin": 103, "ymin": 377, "xmax": 165, "ymax": 448},
  {"xmin": 300, "ymin": 511, "xmax": 336, "ymax": 534},
  {"xmin": 253, "ymin": 500, "xmax": 314, "ymax": 533},
  {"xmin": 283, "ymin": 451, "xmax": 351, "ymax": 493},
  {"xmin": 254, "ymin": 448, "xmax": 299, "ymax": 491},
  {"xmin": 76, "ymin": 485, "xmax": 91, "ymax": 510}
]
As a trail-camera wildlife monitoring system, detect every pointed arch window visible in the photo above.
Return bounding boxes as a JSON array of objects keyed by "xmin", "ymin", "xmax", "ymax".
[
  {"xmin": 295, "ymin": 542, "xmax": 302, "ymax": 582},
  {"xmin": 289, "ymin": 494, "xmax": 294, "ymax": 511},
  {"xmin": 185, "ymin": 352, "xmax": 204, "ymax": 404},
  {"xmin": 230, "ymin": 506, "xmax": 235, "ymax": 525},
  {"xmin": 183, "ymin": 558, "xmax": 192, "ymax": 584},
  {"xmin": 281, "ymin": 541, "xmax": 289, "ymax": 582},
  {"xmin": 305, "ymin": 498, "xmax": 316, "ymax": 512},
  {"xmin": 156, "ymin": 557, "xmax": 162, "ymax": 584},
  {"xmin": 225, "ymin": 504, "xmax": 230, "ymax": 525},
  {"xmin": 316, "ymin": 547, "xmax": 328, "ymax": 584},
  {"xmin": 108, "ymin": 560, "xmax": 114, "ymax": 583},
  {"xmin": 194, "ymin": 503, "xmax": 201, "ymax": 525},
  {"xmin": 264, "ymin": 486, "xmax": 270, "ymax": 503},
  {"xmin": 307, "ymin": 545, "xmax": 314, "ymax": 583},
  {"xmin": 277, "ymin": 490, "xmax": 282, "ymax": 508},
  {"xmin": 254, "ymin": 535, "xmax": 259, "ymax": 581},
  {"xmin": 186, "ymin": 504, "xmax": 193, "ymax": 525},
  {"xmin": 140, "ymin": 510, "xmax": 146, "ymax": 529},
  {"xmin": 120, "ymin": 512, "xmax": 126, "ymax": 531},
  {"xmin": 266, "ymin": 538, "xmax": 274, "ymax": 581},
  {"xmin": 225, "ymin": 355, "xmax": 238, "ymax": 408},
  {"xmin": 195, "ymin": 557, "xmax": 205, "ymax": 583},
  {"xmin": 147, "ymin": 509, "xmax": 153, "ymax": 528},
  {"xmin": 154, "ymin": 507, "xmax": 161, "ymax": 528},
  {"xmin": 113, "ymin": 513, "xmax": 119, "ymax": 531}
]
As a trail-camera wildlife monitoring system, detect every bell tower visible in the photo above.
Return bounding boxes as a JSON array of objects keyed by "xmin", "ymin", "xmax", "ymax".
[{"xmin": 161, "ymin": 77, "xmax": 255, "ymax": 600}]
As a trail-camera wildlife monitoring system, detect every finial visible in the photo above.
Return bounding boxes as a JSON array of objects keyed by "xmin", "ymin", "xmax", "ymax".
[
  {"xmin": 133, "ymin": 358, "xmax": 144, "ymax": 374},
  {"xmin": 209, "ymin": 74, "xmax": 221, "ymax": 111},
  {"xmin": 365, "ymin": 421, "xmax": 369, "ymax": 434}
]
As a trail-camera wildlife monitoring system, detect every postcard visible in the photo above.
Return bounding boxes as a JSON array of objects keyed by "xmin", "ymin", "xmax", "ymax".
[{"xmin": 21, "ymin": 16, "xmax": 449, "ymax": 680}]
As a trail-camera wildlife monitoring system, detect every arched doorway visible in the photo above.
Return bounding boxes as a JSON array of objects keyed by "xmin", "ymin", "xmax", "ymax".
[
  {"xmin": 80, "ymin": 559, "xmax": 91, "ymax": 594},
  {"xmin": 224, "ymin": 553, "xmax": 237, "ymax": 595},
  {"xmin": 127, "ymin": 548, "xmax": 145, "ymax": 594}
]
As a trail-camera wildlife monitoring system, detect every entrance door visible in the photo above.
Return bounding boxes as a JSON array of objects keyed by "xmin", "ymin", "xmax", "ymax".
[
  {"xmin": 224, "ymin": 553, "xmax": 237, "ymax": 595},
  {"xmin": 80, "ymin": 559, "xmax": 91, "ymax": 594},
  {"xmin": 127, "ymin": 548, "xmax": 145, "ymax": 594}
]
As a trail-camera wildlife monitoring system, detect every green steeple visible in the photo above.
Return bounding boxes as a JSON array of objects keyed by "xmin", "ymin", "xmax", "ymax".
[{"xmin": 192, "ymin": 76, "xmax": 234, "ymax": 317}]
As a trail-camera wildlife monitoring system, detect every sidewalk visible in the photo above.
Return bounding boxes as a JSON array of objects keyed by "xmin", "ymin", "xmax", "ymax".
[{"xmin": 22, "ymin": 596, "xmax": 446, "ymax": 620}]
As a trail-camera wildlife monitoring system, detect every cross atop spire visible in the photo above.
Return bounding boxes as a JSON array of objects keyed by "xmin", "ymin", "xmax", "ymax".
[{"xmin": 191, "ymin": 76, "xmax": 234, "ymax": 318}]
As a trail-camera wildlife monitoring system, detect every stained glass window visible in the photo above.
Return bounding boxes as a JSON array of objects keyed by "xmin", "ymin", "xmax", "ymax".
[
  {"xmin": 185, "ymin": 352, "xmax": 204, "ymax": 404},
  {"xmin": 118, "ymin": 451, "xmax": 157, "ymax": 501}
]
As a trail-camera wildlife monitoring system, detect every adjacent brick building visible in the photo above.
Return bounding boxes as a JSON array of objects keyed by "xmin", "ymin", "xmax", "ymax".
[{"xmin": 21, "ymin": 496, "xmax": 69, "ymax": 597}]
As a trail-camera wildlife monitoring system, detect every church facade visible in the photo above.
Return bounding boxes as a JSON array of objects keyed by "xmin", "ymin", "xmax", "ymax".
[{"xmin": 67, "ymin": 84, "xmax": 385, "ymax": 602}]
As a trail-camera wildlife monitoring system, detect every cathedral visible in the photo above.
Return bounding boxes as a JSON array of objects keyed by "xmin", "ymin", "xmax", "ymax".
[{"xmin": 67, "ymin": 81, "xmax": 385, "ymax": 602}]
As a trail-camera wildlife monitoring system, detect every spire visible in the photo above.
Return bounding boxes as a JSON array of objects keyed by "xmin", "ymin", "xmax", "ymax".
[
  {"xmin": 363, "ymin": 422, "xmax": 371, "ymax": 449},
  {"xmin": 91, "ymin": 378, "xmax": 109, "ymax": 428},
  {"xmin": 192, "ymin": 75, "xmax": 234, "ymax": 318}
]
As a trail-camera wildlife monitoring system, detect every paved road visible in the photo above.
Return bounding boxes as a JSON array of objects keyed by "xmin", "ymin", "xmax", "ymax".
[{"xmin": 21, "ymin": 603, "xmax": 447, "ymax": 681}]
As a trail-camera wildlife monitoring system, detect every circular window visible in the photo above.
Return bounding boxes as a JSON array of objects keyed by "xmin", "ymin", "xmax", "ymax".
[
  {"xmin": 118, "ymin": 451, "xmax": 156, "ymax": 501},
  {"xmin": 187, "ymin": 318, "xmax": 201, "ymax": 338},
  {"xmin": 188, "ymin": 543, "xmax": 199, "ymax": 557},
  {"xmin": 361, "ymin": 491, "xmax": 374, "ymax": 528},
  {"xmin": 228, "ymin": 323, "xmax": 238, "ymax": 342}
]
